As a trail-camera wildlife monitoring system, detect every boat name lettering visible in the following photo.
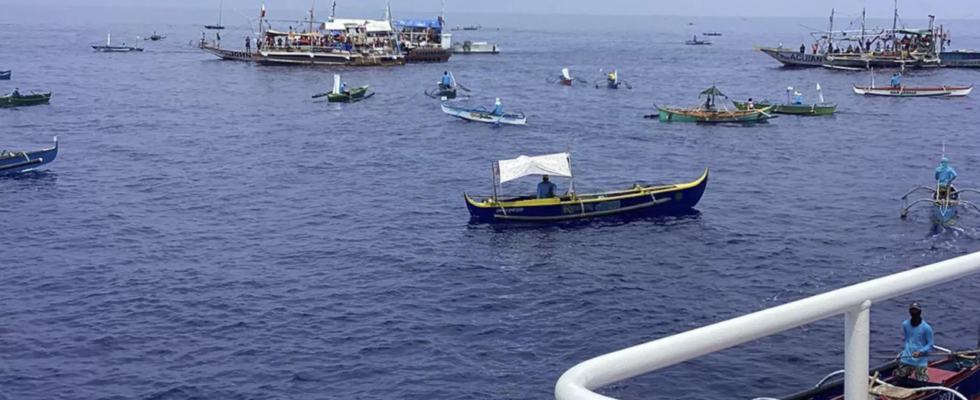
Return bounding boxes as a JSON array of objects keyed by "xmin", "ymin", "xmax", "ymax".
[{"xmin": 779, "ymin": 53, "xmax": 822, "ymax": 63}]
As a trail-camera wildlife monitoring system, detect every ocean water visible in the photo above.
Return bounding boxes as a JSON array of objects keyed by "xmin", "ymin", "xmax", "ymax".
[{"xmin": 3, "ymin": 7, "xmax": 980, "ymax": 400}]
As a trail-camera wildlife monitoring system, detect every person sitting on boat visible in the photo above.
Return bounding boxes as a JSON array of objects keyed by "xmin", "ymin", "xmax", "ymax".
[
  {"xmin": 491, "ymin": 98, "xmax": 504, "ymax": 116},
  {"xmin": 891, "ymin": 73, "xmax": 902, "ymax": 88},
  {"xmin": 9, "ymin": 88, "xmax": 20, "ymax": 97},
  {"xmin": 440, "ymin": 71, "xmax": 452, "ymax": 90},
  {"xmin": 607, "ymin": 71, "xmax": 617, "ymax": 83},
  {"xmin": 793, "ymin": 92, "xmax": 803, "ymax": 105},
  {"xmin": 846, "ymin": 44, "xmax": 854, "ymax": 53},
  {"xmin": 893, "ymin": 302, "xmax": 933, "ymax": 384},
  {"xmin": 340, "ymin": 82, "xmax": 348, "ymax": 95},
  {"xmin": 537, "ymin": 175, "xmax": 558, "ymax": 199},
  {"xmin": 746, "ymin": 98, "xmax": 755, "ymax": 110},
  {"xmin": 936, "ymin": 157, "xmax": 958, "ymax": 198}
]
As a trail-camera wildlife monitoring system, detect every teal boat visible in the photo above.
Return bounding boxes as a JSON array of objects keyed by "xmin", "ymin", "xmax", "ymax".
[{"xmin": 733, "ymin": 83, "xmax": 837, "ymax": 116}]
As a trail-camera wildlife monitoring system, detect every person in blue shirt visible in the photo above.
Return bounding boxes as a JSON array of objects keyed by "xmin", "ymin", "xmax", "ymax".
[
  {"xmin": 793, "ymin": 92, "xmax": 803, "ymax": 105},
  {"xmin": 9, "ymin": 88, "xmax": 20, "ymax": 97},
  {"xmin": 936, "ymin": 157, "xmax": 958, "ymax": 199},
  {"xmin": 339, "ymin": 82, "xmax": 348, "ymax": 95},
  {"xmin": 491, "ymin": 98, "xmax": 504, "ymax": 116},
  {"xmin": 537, "ymin": 175, "xmax": 558, "ymax": 199},
  {"xmin": 440, "ymin": 71, "xmax": 452, "ymax": 89},
  {"xmin": 891, "ymin": 73, "xmax": 902, "ymax": 88},
  {"xmin": 894, "ymin": 302, "xmax": 934, "ymax": 383}
]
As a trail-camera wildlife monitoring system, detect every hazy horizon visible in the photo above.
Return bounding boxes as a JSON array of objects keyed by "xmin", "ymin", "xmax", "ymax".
[{"xmin": 2, "ymin": 0, "xmax": 978, "ymax": 20}]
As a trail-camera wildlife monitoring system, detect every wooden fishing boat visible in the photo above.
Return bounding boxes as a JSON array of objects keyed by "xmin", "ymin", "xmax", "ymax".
[
  {"xmin": 441, "ymin": 101, "xmax": 526, "ymax": 125},
  {"xmin": 464, "ymin": 152, "xmax": 708, "ymax": 223},
  {"xmin": 92, "ymin": 33, "xmax": 143, "ymax": 52},
  {"xmin": 426, "ymin": 86, "xmax": 456, "ymax": 99},
  {"xmin": 902, "ymin": 185, "xmax": 980, "ymax": 226},
  {"xmin": 653, "ymin": 85, "xmax": 775, "ymax": 123},
  {"xmin": 774, "ymin": 347, "xmax": 980, "ymax": 400},
  {"xmin": 145, "ymin": 34, "xmax": 166, "ymax": 41},
  {"xmin": 702, "ymin": 32, "xmax": 722, "ymax": 36},
  {"xmin": 853, "ymin": 85, "xmax": 973, "ymax": 97},
  {"xmin": 594, "ymin": 70, "xmax": 632, "ymax": 89},
  {"xmin": 685, "ymin": 37, "xmax": 712, "ymax": 45},
  {"xmin": 733, "ymin": 83, "xmax": 837, "ymax": 115},
  {"xmin": 0, "ymin": 137, "xmax": 58, "ymax": 176},
  {"xmin": 312, "ymin": 75, "xmax": 374, "ymax": 103},
  {"xmin": 0, "ymin": 92, "xmax": 51, "ymax": 108},
  {"xmin": 0, "ymin": 70, "xmax": 9, "ymax": 80},
  {"xmin": 547, "ymin": 68, "xmax": 583, "ymax": 86}
]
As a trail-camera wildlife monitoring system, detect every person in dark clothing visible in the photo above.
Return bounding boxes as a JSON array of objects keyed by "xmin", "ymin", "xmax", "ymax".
[
  {"xmin": 245, "ymin": 36, "xmax": 251, "ymax": 53},
  {"xmin": 800, "ymin": 43, "xmax": 805, "ymax": 54}
]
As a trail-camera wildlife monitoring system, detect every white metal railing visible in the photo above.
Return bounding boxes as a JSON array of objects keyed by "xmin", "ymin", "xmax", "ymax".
[{"xmin": 555, "ymin": 251, "xmax": 980, "ymax": 400}]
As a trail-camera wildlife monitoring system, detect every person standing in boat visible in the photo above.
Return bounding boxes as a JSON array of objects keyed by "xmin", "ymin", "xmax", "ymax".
[
  {"xmin": 340, "ymin": 82, "xmax": 348, "ymax": 95},
  {"xmin": 893, "ymin": 302, "xmax": 933, "ymax": 383},
  {"xmin": 746, "ymin": 98, "xmax": 755, "ymax": 110},
  {"xmin": 799, "ymin": 43, "xmax": 805, "ymax": 54},
  {"xmin": 245, "ymin": 36, "xmax": 251, "ymax": 54},
  {"xmin": 812, "ymin": 43, "xmax": 818, "ymax": 54},
  {"xmin": 936, "ymin": 157, "xmax": 958, "ymax": 198},
  {"xmin": 891, "ymin": 73, "xmax": 902, "ymax": 88},
  {"xmin": 440, "ymin": 72, "xmax": 452, "ymax": 90},
  {"xmin": 537, "ymin": 175, "xmax": 557, "ymax": 199},
  {"xmin": 491, "ymin": 98, "xmax": 504, "ymax": 116},
  {"xmin": 608, "ymin": 71, "xmax": 617, "ymax": 84},
  {"xmin": 793, "ymin": 92, "xmax": 803, "ymax": 105}
]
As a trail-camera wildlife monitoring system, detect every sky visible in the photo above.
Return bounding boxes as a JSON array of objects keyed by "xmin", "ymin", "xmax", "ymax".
[{"xmin": 2, "ymin": 0, "xmax": 976, "ymax": 19}]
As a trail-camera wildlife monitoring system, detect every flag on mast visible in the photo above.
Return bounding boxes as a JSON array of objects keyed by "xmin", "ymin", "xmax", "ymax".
[{"xmin": 260, "ymin": 3, "xmax": 266, "ymax": 17}]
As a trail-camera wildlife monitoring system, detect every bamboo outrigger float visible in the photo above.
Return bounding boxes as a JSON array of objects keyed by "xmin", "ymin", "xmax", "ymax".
[{"xmin": 0, "ymin": 137, "xmax": 58, "ymax": 176}]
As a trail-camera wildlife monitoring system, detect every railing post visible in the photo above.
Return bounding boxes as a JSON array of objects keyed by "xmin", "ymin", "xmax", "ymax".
[{"xmin": 844, "ymin": 300, "xmax": 872, "ymax": 400}]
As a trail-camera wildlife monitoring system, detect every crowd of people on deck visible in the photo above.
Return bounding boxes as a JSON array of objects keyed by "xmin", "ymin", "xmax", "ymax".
[{"xmin": 794, "ymin": 32, "xmax": 952, "ymax": 57}]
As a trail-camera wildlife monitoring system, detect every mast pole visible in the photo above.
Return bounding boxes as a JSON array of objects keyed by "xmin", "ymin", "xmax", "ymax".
[
  {"xmin": 826, "ymin": 8, "xmax": 834, "ymax": 53},
  {"xmin": 861, "ymin": 8, "xmax": 866, "ymax": 52},
  {"xmin": 892, "ymin": 0, "xmax": 899, "ymax": 45},
  {"xmin": 218, "ymin": 0, "xmax": 223, "ymax": 26}
]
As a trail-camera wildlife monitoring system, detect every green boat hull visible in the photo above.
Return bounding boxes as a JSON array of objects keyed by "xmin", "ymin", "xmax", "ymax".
[
  {"xmin": 657, "ymin": 105, "xmax": 774, "ymax": 123},
  {"xmin": 732, "ymin": 100, "xmax": 837, "ymax": 115},
  {"xmin": 328, "ymin": 86, "xmax": 369, "ymax": 103},
  {"xmin": 0, "ymin": 92, "xmax": 51, "ymax": 108}
]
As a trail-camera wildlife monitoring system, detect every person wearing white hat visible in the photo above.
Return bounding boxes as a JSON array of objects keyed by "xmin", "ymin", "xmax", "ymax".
[
  {"xmin": 491, "ymin": 98, "xmax": 503, "ymax": 116},
  {"xmin": 793, "ymin": 91, "xmax": 804, "ymax": 105}
]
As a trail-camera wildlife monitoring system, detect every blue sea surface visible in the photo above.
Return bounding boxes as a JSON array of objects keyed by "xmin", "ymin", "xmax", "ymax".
[{"xmin": 3, "ymin": 7, "xmax": 980, "ymax": 400}]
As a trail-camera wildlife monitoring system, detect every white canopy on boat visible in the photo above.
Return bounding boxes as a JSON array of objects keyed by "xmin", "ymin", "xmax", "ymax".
[
  {"xmin": 322, "ymin": 19, "xmax": 392, "ymax": 33},
  {"xmin": 497, "ymin": 153, "xmax": 572, "ymax": 184}
]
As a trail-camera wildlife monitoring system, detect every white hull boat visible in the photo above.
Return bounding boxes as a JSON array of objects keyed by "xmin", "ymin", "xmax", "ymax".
[
  {"xmin": 441, "ymin": 102, "xmax": 526, "ymax": 125},
  {"xmin": 852, "ymin": 85, "xmax": 973, "ymax": 97}
]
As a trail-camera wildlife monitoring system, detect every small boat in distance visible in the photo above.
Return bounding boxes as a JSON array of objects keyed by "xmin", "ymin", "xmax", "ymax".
[
  {"xmin": 441, "ymin": 99, "xmax": 527, "ymax": 125},
  {"xmin": 686, "ymin": 35, "xmax": 711, "ymax": 45},
  {"xmin": 547, "ymin": 68, "xmax": 586, "ymax": 86},
  {"xmin": 425, "ymin": 71, "xmax": 465, "ymax": 99},
  {"xmin": 464, "ymin": 152, "xmax": 708, "ymax": 223},
  {"xmin": 733, "ymin": 83, "xmax": 838, "ymax": 116},
  {"xmin": 452, "ymin": 40, "xmax": 500, "ymax": 54},
  {"xmin": 594, "ymin": 69, "xmax": 632, "ymax": 89},
  {"xmin": 853, "ymin": 70, "xmax": 972, "ymax": 97},
  {"xmin": 145, "ymin": 32, "xmax": 166, "ymax": 41},
  {"xmin": 205, "ymin": 0, "xmax": 225, "ymax": 30},
  {"xmin": 0, "ymin": 90, "xmax": 52, "ymax": 108},
  {"xmin": 653, "ymin": 85, "xmax": 775, "ymax": 123},
  {"xmin": 0, "ymin": 70, "xmax": 9, "ymax": 80},
  {"xmin": 451, "ymin": 25, "xmax": 480, "ymax": 31},
  {"xmin": 92, "ymin": 33, "xmax": 143, "ymax": 52},
  {"xmin": 313, "ymin": 75, "xmax": 374, "ymax": 103},
  {"xmin": 0, "ymin": 137, "xmax": 58, "ymax": 176},
  {"xmin": 702, "ymin": 32, "xmax": 722, "ymax": 36}
]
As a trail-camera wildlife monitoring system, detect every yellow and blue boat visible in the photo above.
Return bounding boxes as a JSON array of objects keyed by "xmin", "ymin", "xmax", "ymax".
[{"xmin": 464, "ymin": 152, "xmax": 708, "ymax": 223}]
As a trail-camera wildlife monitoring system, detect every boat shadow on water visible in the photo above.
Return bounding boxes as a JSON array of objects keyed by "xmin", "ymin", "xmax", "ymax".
[{"xmin": 0, "ymin": 169, "xmax": 58, "ymax": 183}]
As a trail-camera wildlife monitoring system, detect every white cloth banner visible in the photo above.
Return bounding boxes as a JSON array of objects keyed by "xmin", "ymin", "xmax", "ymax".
[{"xmin": 497, "ymin": 153, "xmax": 572, "ymax": 184}]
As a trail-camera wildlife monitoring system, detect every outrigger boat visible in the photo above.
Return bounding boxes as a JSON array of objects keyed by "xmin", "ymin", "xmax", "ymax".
[
  {"xmin": 441, "ymin": 100, "xmax": 527, "ymax": 125},
  {"xmin": 92, "ymin": 33, "xmax": 143, "ymax": 52},
  {"xmin": 0, "ymin": 91, "xmax": 51, "ymax": 108},
  {"xmin": 685, "ymin": 36, "xmax": 712, "ymax": 45},
  {"xmin": 145, "ymin": 33, "xmax": 166, "ymax": 41},
  {"xmin": 464, "ymin": 152, "xmax": 708, "ymax": 223},
  {"xmin": 547, "ymin": 68, "xmax": 586, "ymax": 86},
  {"xmin": 0, "ymin": 137, "xmax": 58, "ymax": 176},
  {"xmin": 771, "ymin": 346, "xmax": 980, "ymax": 400},
  {"xmin": 652, "ymin": 85, "xmax": 775, "ymax": 123},
  {"xmin": 0, "ymin": 70, "xmax": 9, "ymax": 80},
  {"xmin": 594, "ymin": 69, "xmax": 632, "ymax": 89},
  {"xmin": 733, "ymin": 83, "xmax": 838, "ymax": 116},
  {"xmin": 854, "ymin": 70, "xmax": 972, "ymax": 97},
  {"xmin": 425, "ymin": 71, "xmax": 468, "ymax": 99},
  {"xmin": 313, "ymin": 75, "xmax": 374, "ymax": 103}
]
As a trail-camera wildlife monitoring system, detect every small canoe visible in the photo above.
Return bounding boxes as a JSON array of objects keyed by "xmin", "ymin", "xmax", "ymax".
[
  {"xmin": 852, "ymin": 85, "xmax": 972, "ymax": 97},
  {"xmin": 425, "ymin": 86, "xmax": 457, "ymax": 99},
  {"xmin": 656, "ymin": 105, "xmax": 774, "ymax": 123},
  {"xmin": 204, "ymin": 25, "xmax": 225, "ymax": 30},
  {"xmin": 685, "ymin": 40, "xmax": 712, "ymax": 45},
  {"xmin": 732, "ymin": 100, "xmax": 837, "ymax": 115},
  {"xmin": 0, "ymin": 70, "xmax": 9, "ymax": 80},
  {"xmin": 0, "ymin": 137, "xmax": 58, "ymax": 176},
  {"xmin": 92, "ymin": 45, "xmax": 144, "ymax": 52},
  {"xmin": 441, "ymin": 101, "xmax": 527, "ymax": 125},
  {"xmin": 312, "ymin": 85, "xmax": 373, "ymax": 103},
  {"xmin": 0, "ymin": 92, "xmax": 51, "ymax": 108},
  {"xmin": 145, "ymin": 35, "xmax": 167, "ymax": 41}
]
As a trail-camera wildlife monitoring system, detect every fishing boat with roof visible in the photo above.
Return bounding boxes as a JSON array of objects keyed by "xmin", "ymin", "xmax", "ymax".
[
  {"xmin": 463, "ymin": 152, "xmax": 708, "ymax": 223},
  {"xmin": 92, "ymin": 33, "xmax": 143, "ymax": 52},
  {"xmin": 652, "ymin": 85, "xmax": 775, "ymax": 123},
  {"xmin": 733, "ymin": 83, "xmax": 837, "ymax": 116},
  {"xmin": 200, "ymin": 2, "xmax": 403, "ymax": 66},
  {"xmin": 853, "ymin": 70, "xmax": 972, "ymax": 97},
  {"xmin": 441, "ymin": 98, "xmax": 526, "ymax": 125},
  {"xmin": 0, "ymin": 89, "xmax": 51, "ymax": 108},
  {"xmin": 902, "ymin": 155, "xmax": 979, "ymax": 226},
  {"xmin": 0, "ymin": 70, "xmax": 9, "ymax": 80},
  {"xmin": 685, "ymin": 36, "xmax": 711, "ymax": 45},
  {"xmin": 594, "ymin": 69, "xmax": 632, "ymax": 89},
  {"xmin": 313, "ymin": 75, "xmax": 373, "ymax": 103},
  {"xmin": 758, "ymin": 5, "xmax": 944, "ymax": 70},
  {"xmin": 0, "ymin": 137, "xmax": 58, "ymax": 176}
]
